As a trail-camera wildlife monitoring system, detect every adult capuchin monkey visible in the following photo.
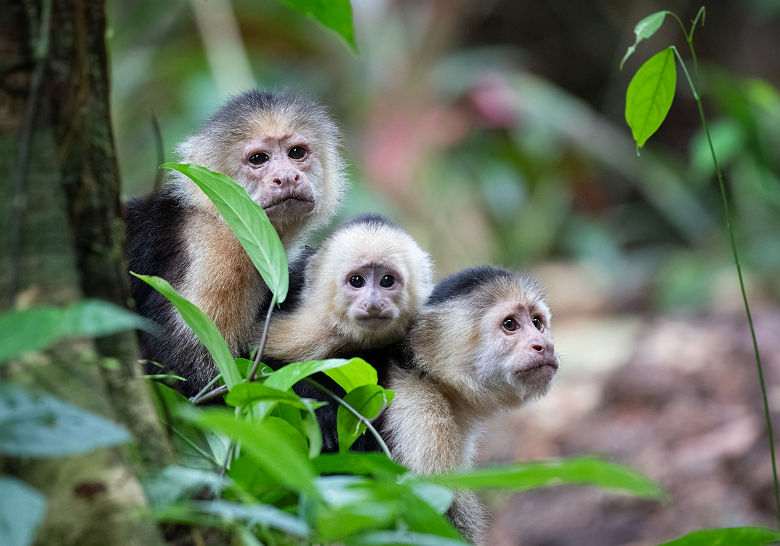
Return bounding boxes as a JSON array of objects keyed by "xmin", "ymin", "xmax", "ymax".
[
  {"xmin": 385, "ymin": 266, "xmax": 559, "ymax": 542},
  {"xmin": 262, "ymin": 213, "xmax": 434, "ymax": 451},
  {"xmin": 127, "ymin": 90, "xmax": 346, "ymax": 397}
]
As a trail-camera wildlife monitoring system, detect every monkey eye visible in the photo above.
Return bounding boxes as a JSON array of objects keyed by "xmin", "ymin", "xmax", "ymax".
[
  {"xmin": 248, "ymin": 152, "xmax": 269, "ymax": 166},
  {"xmin": 501, "ymin": 317, "xmax": 519, "ymax": 332},
  {"xmin": 379, "ymin": 274, "xmax": 395, "ymax": 288},
  {"xmin": 532, "ymin": 315, "xmax": 545, "ymax": 332},
  {"xmin": 288, "ymin": 145, "xmax": 307, "ymax": 160},
  {"xmin": 349, "ymin": 275, "xmax": 365, "ymax": 288}
]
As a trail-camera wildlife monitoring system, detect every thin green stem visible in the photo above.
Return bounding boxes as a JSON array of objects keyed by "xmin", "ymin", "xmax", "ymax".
[
  {"xmin": 303, "ymin": 377, "xmax": 393, "ymax": 459},
  {"xmin": 670, "ymin": 46, "xmax": 700, "ymax": 101},
  {"xmin": 640, "ymin": 8, "xmax": 778, "ymax": 524},
  {"xmin": 248, "ymin": 294, "xmax": 276, "ymax": 383},
  {"xmin": 667, "ymin": 9, "xmax": 701, "ymax": 77},
  {"xmin": 686, "ymin": 7, "xmax": 705, "ymax": 76},
  {"xmin": 192, "ymin": 294, "xmax": 277, "ymax": 404},
  {"xmin": 695, "ymin": 91, "xmax": 780, "ymax": 527},
  {"xmin": 193, "ymin": 384, "xmax": 228, "ymax": 404},
  {"xmin": 190, "ymin": 372, "xmax": 223, "ymax": 404}
]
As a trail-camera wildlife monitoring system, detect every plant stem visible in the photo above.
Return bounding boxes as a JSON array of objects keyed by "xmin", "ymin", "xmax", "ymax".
[
  {"xmin": 248, "ymin": 295, "xmax": 276, "ymax": 383},
  {"xmin": 194, "ymin": 384, "xmax": 228, "ymax": 404},
  {"xmin": 303, "ymin": 378, "xmax": 393, "ymax": 459},
  {"xmin": 670, "ymin": 46, "xmax": 700, "ymax": 101},
  {"xmin": 671, "ymin": 23, "xmax": 780, "ymax": 523},
  {"xmin": 192, "ymin": 295, "xmax": 277, "ymax": 404},
  {"xmin": 190, "ymin": 373, "xmax": 223, "ymax": 404},
  {"xmin": 695, "ymin": 97, "xmax": 780, "ymax": 526}
]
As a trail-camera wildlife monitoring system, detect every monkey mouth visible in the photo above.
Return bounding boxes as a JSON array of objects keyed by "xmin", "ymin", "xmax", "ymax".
[
  {"xmin": 514, "ymin": 359, "xmax": 559, "ymax": 380},
  {"xmin": 354, "ymin": 315, "xmax": 394, "ymax": 329},
  {"xmin": 263, "ymin": 193, "xmax": 315, "ymax": 216}
]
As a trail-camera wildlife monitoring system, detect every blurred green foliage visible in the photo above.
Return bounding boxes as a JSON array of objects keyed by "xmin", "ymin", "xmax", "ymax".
[{"xmin": 108, "ymin": 0, "xmax": 780, "ymax": 312}]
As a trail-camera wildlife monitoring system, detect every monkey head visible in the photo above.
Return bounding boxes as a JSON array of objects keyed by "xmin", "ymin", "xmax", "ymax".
[
  {"xmin": 174, "ymin": 90, "xmax": 346, "ymax": 244},
  {"xmin": 410, "ymin": 267, "xmax": 558, "ymax": 411},
  {"xmin": 309, "ymin": 215, "xmax": 434, "ymax": 347}
]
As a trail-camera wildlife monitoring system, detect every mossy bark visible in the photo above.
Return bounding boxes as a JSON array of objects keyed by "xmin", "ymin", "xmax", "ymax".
[{"xmin": 1, "ymin": 1, "xmax": 172, "ymax": 544}]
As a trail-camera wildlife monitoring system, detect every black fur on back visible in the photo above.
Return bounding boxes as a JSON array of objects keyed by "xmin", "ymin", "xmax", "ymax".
[
  {"xmin": 126, "ymin": 188, "xmax": 212, "ymax": 395},
  {"xmin": 426, "ymin": 266, "xmax": 515, "ymax": 306},
  {"xmin": 126, "ymin": 188, "xmax": 190, "ymax": 327}
]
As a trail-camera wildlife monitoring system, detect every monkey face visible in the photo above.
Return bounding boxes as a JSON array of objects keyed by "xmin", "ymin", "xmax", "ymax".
[
  {"xmin": 474, "ymin": 297, "xmax": 558, "ymax": 401},
  {"xmin": 239, "ymin": 132, "xmax": 318, "ymax": 232},
  {"xmin": 341, "ymin": 263, "xmax": 405, "ymax": 337},
  {"xmin": 175, "ymin": 92, "xmax": 345, "ymax": 244}
]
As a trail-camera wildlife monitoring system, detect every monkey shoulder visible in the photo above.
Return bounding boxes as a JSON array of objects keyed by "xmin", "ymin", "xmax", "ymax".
[{"xmin": 126, "ymin": 189, "xmax": 192, "ymax": 312}]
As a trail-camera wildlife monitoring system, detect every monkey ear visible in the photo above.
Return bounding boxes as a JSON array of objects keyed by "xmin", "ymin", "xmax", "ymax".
[{"xmin": 163, "ymin": 163, "xmax": 290, "ymax": 303}]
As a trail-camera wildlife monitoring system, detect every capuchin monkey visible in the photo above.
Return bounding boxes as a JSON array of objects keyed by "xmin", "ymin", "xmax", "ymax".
[
  {"xmin": 264, "ymin": 213, "xmax": 434, "ymax": 362},
  {"xmin": 262, "ymin": 213, "xmax": 434, "ymax": 451},
  {"xmin": 127, "ymin": 90, "xmax": 346, "ymax": 397},
  {"xmin": 383, "ymin": 266, "xmax": 559, "ymax": 543}
]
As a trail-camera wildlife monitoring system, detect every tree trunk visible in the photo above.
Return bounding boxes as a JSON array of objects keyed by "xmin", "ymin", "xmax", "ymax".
[{"xmin": 1, "ymin": 1, "xmax": 171, "ymax": 544}]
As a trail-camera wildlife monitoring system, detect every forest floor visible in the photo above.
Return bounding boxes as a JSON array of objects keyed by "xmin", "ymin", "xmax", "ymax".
[{"xmin": 478, "ymin": 264, "xmax": 780, "ymax": 545}]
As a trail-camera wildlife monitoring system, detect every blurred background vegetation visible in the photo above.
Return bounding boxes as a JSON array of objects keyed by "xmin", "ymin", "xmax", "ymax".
[
  {"xmin": 105, "ymin": 2, "xmax": 780, "ymax": 542},
  {"xmin": 109, "ymin": 0, "xmax": 780, "ymax": 317}
]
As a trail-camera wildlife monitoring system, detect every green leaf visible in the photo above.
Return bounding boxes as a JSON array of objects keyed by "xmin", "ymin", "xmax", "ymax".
[
  {"xmin": 395, "ymin": 483, "xmax": 462, "ymax": 539},
  {"xmin": 144, "ymin": 466, "xmax": 230, "ymax": 508},
  {"xmin": 0, "ymin": 476, "xmax": 46, "ymax": 546},
  {"xmin": 625, "ymin": 47, "xmax": 677, "ymax": 148},
  {"xmin": 351, "ymin": 531, "xmax": 467, "ymax": 545},
  {"xmin": 280, "ymin": 0, "xmax": 357, "ymax": 51},
  {"xmin": 163, "ymin": 163, "xmax": 289, "ymax": 302},
  {"xmin": 428, "ymin": 457, "xmax": 664, "ymax": 500},
  {"xmin": 0, "ymin": 383, "xmax": 130, "ymax": 457},
  {"xmin": 0, "ymin": 300, "xmax": 155, "ymax": 363},
  {"xmin": 247, "ymin": 358, "xmax": 377, "ymax": 422},
  {"xmin": 193, "ymin": 500, "xmax": 310, "ymax": 538},
  {"xmin": 322, "ymin": 357, "xmax": 378, "ymax": 392},
  {"xmin": 225, "ymin": 382, "xmax": 320, "ymax": 410},
  {"xmin": 263, "ymin": 416, "xmax": 309, "ymax": 456},
  {"xmin": 301, "ymin": 409, "xmax": 323, "ymax": 459},
  {"xmin": 235, "ymin": 358, "xmax": 271, "ymax": 379},
  {"xmin": 337, "ymin": 385, "xmax": 393, "ymax": 453},
  {"xmin": 409, "ymin": 483, "xmax": 453, "ymax": 515},
  {"xmin": 315, "ymin": 476, "xmax": 397, "ymax": 539},
  {"xmin": 620, "ymin": 11, "xmax": 669, "ymax": 69},
  {"xmin": 148, "ymin": 383, "xmax": 222, "ymax": 469},
  {"xmin": 132, "ymin": 273, "xmax": 241, "ymax": 390},
  {"xmin": 181, "ymin": 408, "xmax": 319, "ymax": 497},
  {"xmin": 264, "ymin": 358, "xmax": 353, "ymax": 391},
  {"xmin": 659, "ymin": 527, "xmax": 780, "ymax": 546},
  {"xmin": 313, "ymin": 452, "xmax": 405, "ymax": 478}
]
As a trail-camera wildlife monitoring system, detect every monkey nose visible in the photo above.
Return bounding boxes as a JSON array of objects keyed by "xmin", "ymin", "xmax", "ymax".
[{"xmin": 531, "ymin": 343, "xmax": 545, "ymax": 353}]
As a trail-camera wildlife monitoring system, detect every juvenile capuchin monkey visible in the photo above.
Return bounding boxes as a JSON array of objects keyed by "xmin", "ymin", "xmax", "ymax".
[
  {"xmin": 262, "ymin": 214, "xmax": 434, "ymax": 451},
  {"xmin": 263, "ymin": 213, "xmax": 434, "ymax": 362},
  {"xmin": 383, "ymin": 266, "xmax": 559, "ymax": 543},
  {"xmin": 127, "ymin": 90, "xmax": 346, "ymax": 397}
]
